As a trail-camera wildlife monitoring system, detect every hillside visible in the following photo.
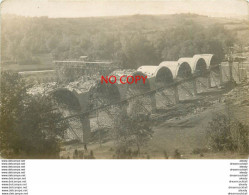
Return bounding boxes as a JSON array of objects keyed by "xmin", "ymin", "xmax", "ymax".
[{"xmin": 1, "ymin": 14, "xmax": 248, "ymax": 70}]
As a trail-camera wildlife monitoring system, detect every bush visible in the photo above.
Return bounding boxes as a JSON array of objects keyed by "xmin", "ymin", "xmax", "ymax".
[{"xmin": 207, "ymin": 114, "xmax": 249, "ymax": 153}]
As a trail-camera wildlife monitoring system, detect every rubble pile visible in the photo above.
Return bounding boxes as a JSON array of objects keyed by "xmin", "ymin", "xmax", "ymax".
[
  {"xmin": 27, "ymin": 75, "xmax": 99, "ymax": 95},
  {"xmin": 27, "ymin": 82, "xmax": 58, "ymax": 95},
  {"xmin": 66, "ymin": 77, "xmax": 97, "ymax": 94},
  {"xmin": 110, "ymin": 69, "xmax": 136, "ymax": 84}
]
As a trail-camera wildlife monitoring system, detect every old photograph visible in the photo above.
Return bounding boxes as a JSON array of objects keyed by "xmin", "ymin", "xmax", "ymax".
[{"xmin": 0, "ymin": 0, "xmax": 249, "ymax": 159}]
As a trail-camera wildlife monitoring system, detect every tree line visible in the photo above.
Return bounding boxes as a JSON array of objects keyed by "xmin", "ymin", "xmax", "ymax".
[{"xmin": 1, "ymin": 14, "xmax": 236, "ymax": 69}]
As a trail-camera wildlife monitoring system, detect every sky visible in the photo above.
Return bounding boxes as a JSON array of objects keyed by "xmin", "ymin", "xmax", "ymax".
[{"xmin": 0, "ymin": 0, "xmax": 248, "ymax": 19}]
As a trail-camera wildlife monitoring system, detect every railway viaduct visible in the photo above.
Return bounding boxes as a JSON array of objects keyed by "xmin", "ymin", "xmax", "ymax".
[{"xmin": 50, "ymin": 54, "xmax": 233, "ymax": 143}]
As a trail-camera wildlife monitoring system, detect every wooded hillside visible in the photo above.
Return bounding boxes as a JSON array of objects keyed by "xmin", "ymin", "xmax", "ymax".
[{"xmin": 1, "ymin": 14, "xmax": 245, "ymax": 69}]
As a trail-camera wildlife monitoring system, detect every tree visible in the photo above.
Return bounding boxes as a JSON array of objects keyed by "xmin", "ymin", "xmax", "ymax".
[
  {"xmin": 112, "ymin": 100, "xmax": 153, "ymax": 158},
  {"xmin": 117, "ymin": 34, "xmax": 159, "ymax": 69},
  {"xmin": 207, "ymin": 113, "xmax": 249, "ymax": 153},
  {"xmin": 128, "ymin": 114, "xmax": 153, "ymax": 154},
  {"xmin": 0, "ymin": 71, "xmax": 68, "ymax": 158},
  {"xmin": 1, "ymin": 14, "xmax": 236, "ymax": 68}
]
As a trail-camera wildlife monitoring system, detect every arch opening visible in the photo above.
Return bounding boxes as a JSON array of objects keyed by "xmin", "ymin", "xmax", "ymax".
[
  {"xmin": 91, "ymin": 83, "xmax": 121, "ymax": 106},
  {"xmin": 155, "ymin": 67, "xmax": 174, "ymax": 87},
  {"xmin": 127, "ymin": 71, "xmax": 155, "ymax": 114},
  {"xmin": 87, "ymin": 82, "xmax": 122, "ymax": 137},
  {"xmin": 195, "ymin": 58, "xmax": 207, "ymax": 76},
  {"xmin": 210, "ymin": 55, "xmax": 219, "ymax": 67},
  {"xmin": 177, "ymin": 62, "xmax": 192, "ymax": 79},
  {"xmin": 51, "ymin": 89, "xmax": 81, "ymax": 112},
  {"xmin": 51, "ymin": 89, "xmax": 89, "ymax": 142}
]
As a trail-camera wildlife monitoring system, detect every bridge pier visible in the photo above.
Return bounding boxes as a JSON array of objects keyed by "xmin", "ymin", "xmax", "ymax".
[
  {"xmin": 207, "ymin": 72, "xmax": 212, "ymax": 88},
  {"xmin": 120, "ymin": 101, "xmax": 129, "ymax": 116},
  {"xmin": 192, "ymin": 78, "xmax": 198, "ymax": 96},
  {"xmin": 173, "ymin": 85, "xmax": 179, "ymax": 104},
  {"xmin": 219, "ymin": 64, "xmax": 223, "ymax": 85},
  {"xmin": 150, "ymin": 91, "xmax": 157, "ymax": 113},
  {"xmin": 80, "ymin": 115, "xmax": 91, "ymax": 144}
]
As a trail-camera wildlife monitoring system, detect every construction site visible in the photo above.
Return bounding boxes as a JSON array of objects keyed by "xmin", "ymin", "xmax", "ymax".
[{"xmin": 24, "ymin": 51, "xmax": 249, "ymax": 159}]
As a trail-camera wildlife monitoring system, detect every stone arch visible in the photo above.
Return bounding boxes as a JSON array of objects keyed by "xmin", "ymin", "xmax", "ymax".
[
  {"xmin": 201, "ymin": 54, "xmax": 220, "ymax": 73},
  {"xmin": 89, "ymin": 81, "xmax": 122, "ymax": 134},
  {"xmin": 177, "ymin": 62, "xmax": 192, "ymax": 79},
  {"xmin": 200, "ymin": 54, "xmax": 219, "ymax": 68},
  {"xmin": 177, "ymin": 58, "xmax": 194, "ymax": 77},
  {"xmin": 90, "ymin": 82, "xmax": 121, "ymax": 105},
  {"xmin": 200, "ymin": 54, "xmax": 221, "ymax": 87},
  {"xmin": 126, "ymin": 70, "xmax": 156, "ymax": 113},
  {"xmin": 159, "ymin": 60, "xmax": 193, "ymax": 102},
  {"xmin": 210, "ymin": 55, "xmax": 219, "ymax": 67},
  {"xmin": 50, "ymin": 88, "xmax": 90, "ymax": 143},
  {"xmin": 109, "ymin": 69, "xmax": 137, "ymax": 100},
  {"xmin": 136, "ymin": 66, "xmax": 160, "ymax": 90},
  {"xmin": 129, "ymin": 71, "xmax": 151, "ymax": 91},
  {"xmin": 192, "ymin": 55, "xmax": 208, "ymax": 75},
  {"xmin": 51, "ymin": 88, "xmax": 81, "ymax": 111},
  {"xmin": 155, "ymin": 66, "xmax": 174, "ymax": 87},
  {"xmin": 158, "ymin": 61, "xmax": 178, "ymax": 79}
]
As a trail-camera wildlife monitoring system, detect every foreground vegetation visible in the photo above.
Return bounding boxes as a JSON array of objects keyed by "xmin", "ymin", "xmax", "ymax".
[
  {"xmin": 0, "ymin": 72, "xmax": 68, "ymax": 158},
  {"xmin": 207, "ymin": 113, "xmax": 249, "ymax": 153}
]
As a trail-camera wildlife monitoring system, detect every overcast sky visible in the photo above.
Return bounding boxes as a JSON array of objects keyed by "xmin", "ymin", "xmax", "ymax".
[{"xmin": 1, "ymin": 0, "xmax": 248, "ymax": 18}]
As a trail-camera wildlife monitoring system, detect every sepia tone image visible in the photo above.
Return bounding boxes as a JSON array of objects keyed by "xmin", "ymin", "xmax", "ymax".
[{"xmin": 0, "ymin": 0, "xmax": 249, "ymax": 159}]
